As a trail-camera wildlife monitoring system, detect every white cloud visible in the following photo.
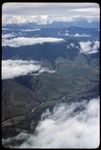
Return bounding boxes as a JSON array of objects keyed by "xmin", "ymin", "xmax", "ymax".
[
  {"xmin": 71, "ymin": 7, "xmax": 99, "ymax": 14},
  {"xmin": 2, "ymin": 33, "xmax": 14, "ymax": 39},
  {"xmin": 2, "ymin": 28, "xmax": 11, "ymax": 30},
  {"xmin": 19, "ymin": 97, "xmax": 100, "ymax": 148},
  {"xmin": 2, "ymin": 3, "xmax": 99, "ymax": 24},
  {"xmin": 2, "ymin": 15, "xmax": 74, "ymax": 25},
  {"xmin": 87, "ymin": 41, "xmax": 99, "ymax": 54},
  {"xmin": 79, "ymin": 41, "xmax": 92, "ymax": 53},
  {"xmin": 60, "ymin": 32, "xmax": 90, "ymax": 38},
  {"xmin": 19, "ymin": 28, "xmax": 41, "ymax": 32},
  {"xmin": 74, "ymin": 33, "xmax": 90, "ymax": 37},
  {"xmin": 67, "ymin": 43, "xmax": 76, "ymax": 49},
  {"xmin": 2, "ymin": 14, "xmax": 99, "ymax": 26},
  {"xmin": 2, "ymin": 16, "xmax": 52, "ymax": 25},
  {"xmin": 79, "ymin": 41, "xmax": 99, "ymax": 54},
  {"xmin": 2, "ymin": 97, "xmax": 99, "ymax": 148},
  {"xmin": 64, "ymin": 33, "xmax": 69, "ymax": 36},
  {"xmin": 2, "ymin": 60, "xmax": 41, "ymax": 79},
  {"xmin": 39, "ymin": 68, "xmax": 55, "ymax": 74},
  {"xmin": 2, "ymin": 37, "xmax": 64, "ymax": 47},
  {"xmin": 70, "ymin": 43, "xmax": 74, "ymax": 47},
  {"xmin": 2, "ymin": 60, "xmax": 55, "ymax": 79},
  {"xmin": 93, "ymin": 41, "xmax": 100, "ymax": 51}
]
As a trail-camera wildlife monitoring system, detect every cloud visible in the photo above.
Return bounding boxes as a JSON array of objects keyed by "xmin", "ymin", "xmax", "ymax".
[
  {"xmin": 64, "ymin": 33, "xmax": 69, "ymax": 36},
  {"xmin": 70, "ymin": 7, "xmax": 99, "ymax": 15},
  {"xmin": 2, "ymin": 37, "xmax": 65, "ymax": 47},
  {"xmin": 2, "ymin": 15, "xmax": 74, "ymax": 25},
  {"xmin": 2, "ymin": 33, "xmax": 14, "ymax": 39},
  {"xmin": 2, "ymin": 97, "xmax": 99, "ymax": 148},
  {"xmin": 67, "ymin": 43, "xmax": 75, "ymax": 49},
  {"xmin": 2, "ymin": 3, "xmax": 100, "ymax": 25},
  {"xmin": 38, "ymin": 68, "xmax": 55, "ymax": 74},
  {"xmin": 87, "ymin": 41, "xmax": 99, "ymax": 54},
  {"xmin": 79, "ymin": 41, "xmax": 92, "ymax": 53},
  {"xmin": 74, "ymin": 33, "xmax": 90, "ymax": 37},
  {"xmin": 2, "ymin": 15, "xmax": 99, "ymax": 26},
  {"xmin": 19, "ymin": 28, "xmax": 41, "ymax": 32},
  {"xmin": 2, "ymin": 59, "xmax": 55, "ymax": 79},
  {"xmin": 2, "ymin": 3, "xmax": 99, "ymax": 17},
  {"xmin": 93, "ymin": 41, "xmax": 100, "ymax": 51},
  {"xmin": 79, "ymin": 41, "xmax": 99, "ymax": 54},
  {"xmin": 2, "ymin": 32, "xmax": 22, "ymax": 40},
  {"xmin": 19, "ymin": 97, "xmax": 100, "ymax": 148},
  {"xmin": 67, "ymin": 43, "xmax": 79, "ymax": 49},
  {"xmin": 70, "ymin": 43, "xmax": 74, "ymax": 47},
  {"xmin": 2, "ymin": 28, "xmax": 11, "ymax": 30},
  {"xmin": 60, "ymin": 32, "xmax": 90, "ymax": 38},
  {"xmin": 2, "ymin": 60, "xmax": 41, "ymax": 79}
]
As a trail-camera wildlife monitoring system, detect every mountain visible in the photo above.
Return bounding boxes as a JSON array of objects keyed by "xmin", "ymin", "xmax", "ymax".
[
  {"xmin": 3, "ymin": 16, "xmax": 99, "ymax": 29},
  {"xmin": 2, "ymin": 79, "xmax": 47, "ymax": 121},
  {"xmin": 2, "ymin": 23, "xmax": 99, "ymax": 145},
  {"xmin": 2, "ymin": 54, "xmax": 99, "ymax": 138},
  {"xmin": 2, "ymin": 26, "xmax": 99, "ymax": 61}
]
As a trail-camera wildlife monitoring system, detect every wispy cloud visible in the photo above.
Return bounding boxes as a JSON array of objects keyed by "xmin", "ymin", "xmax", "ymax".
[{"xmin": 2, "ymin": 37, "xmax": 64, "ymax": 47}]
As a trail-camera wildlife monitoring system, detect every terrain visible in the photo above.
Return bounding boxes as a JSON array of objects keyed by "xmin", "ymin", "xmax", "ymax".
[{"xmin": 2, "ymin": 22, "xmax": 99, "ymax": 146}]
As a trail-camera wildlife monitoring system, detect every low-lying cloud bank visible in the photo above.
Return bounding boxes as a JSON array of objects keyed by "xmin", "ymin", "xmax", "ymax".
[
  {"xmin": 2, "ymin": 37, "xmax": 65, "ymax": 47},
  {"xmin": 79, "ymin": 41, "xmax": 99, "ymax": 54},
  {"xmin": 2, "ymin": 97, "xmax": 99, "ymax": 148},
  {"xmin": 2, "ymin": 59, "xmax": 55, "ymax": 79}
]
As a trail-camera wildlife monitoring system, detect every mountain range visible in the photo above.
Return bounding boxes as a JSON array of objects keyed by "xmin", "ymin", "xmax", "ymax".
[{"xmin": 2, "ymin": 20, "xmax": 99, "ymax": 147}]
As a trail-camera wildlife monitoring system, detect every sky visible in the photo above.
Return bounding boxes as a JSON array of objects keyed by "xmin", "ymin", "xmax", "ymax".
[{"xmin": 2, "ymin": 3, "xmax": 100, "ymax": 25}]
